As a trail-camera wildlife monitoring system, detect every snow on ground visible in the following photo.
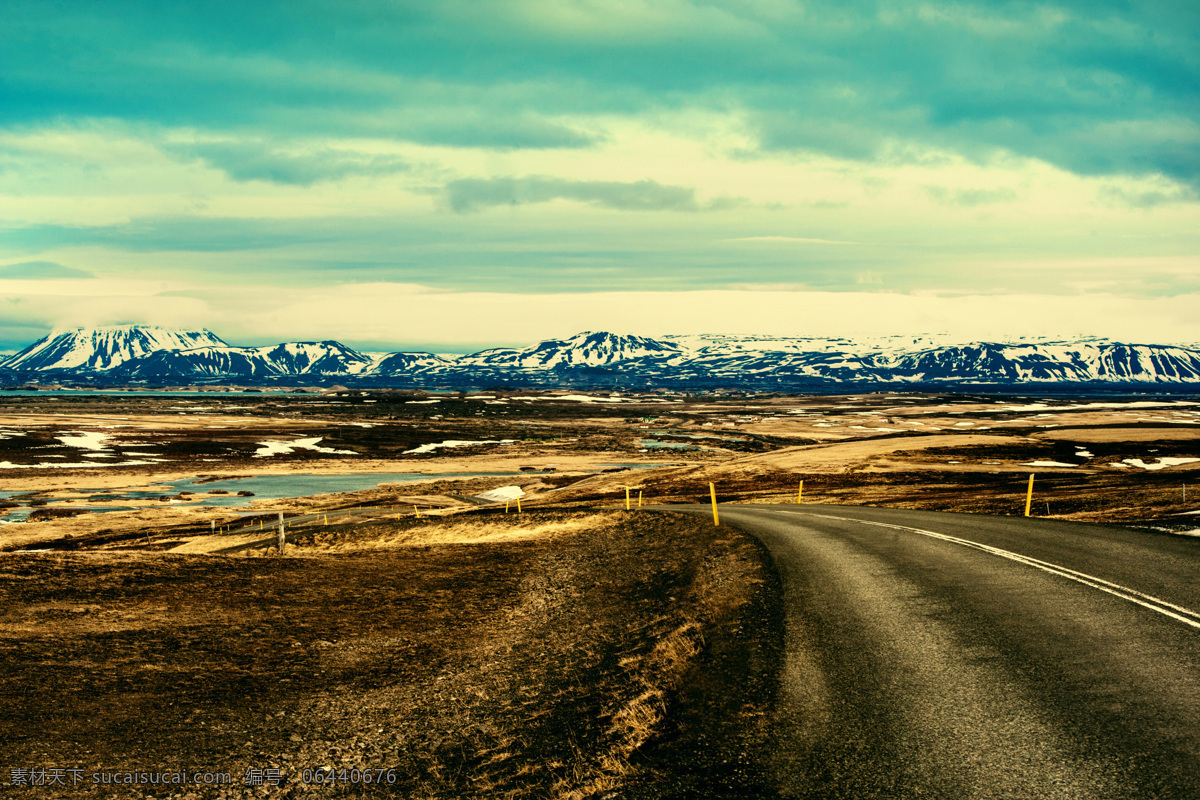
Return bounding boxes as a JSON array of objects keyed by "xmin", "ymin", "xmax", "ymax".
[
  {"xmin": 403, "ymin": 439, "xmax": 517, "ymax": 455},
  {"xmin": 521, "ymin": 394, "xmax": 625, "ymax": 403},
  {"xmin": 1075, "ymin": 449, "xmax": 1094, "ymax": 457},
  {"xmin": 1021, "ymin": 461, "xmax": 1078, "ymax": 468},
  {"xmin": 1121, "ymin": 457, "xmax": 1200, "ymax": 471},
  {"xmin": 1002, "ymin": 401, "xmax": 1200, "ymax": 412},
  {"xmin": 0, "ymin": 460, "xmax": 159, "ymax": 469},
  {"xmin": 406, "ymin": 400, "xmax": 440, "ymax": 404},
  {"xmin": 475, "ymin": 485, "xmax": 526, "ymax": 503},
  {"xmin": 57, "ymin": 432, "xmax": 111, "ymax": 451},
  {"xmin": 254, "ymin": 437, "xmax": 356, "ymax": 457}
]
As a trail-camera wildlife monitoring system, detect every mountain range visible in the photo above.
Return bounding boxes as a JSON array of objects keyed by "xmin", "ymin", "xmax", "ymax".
[{"xmin": 2, "ymin": 325, "xmax": 1199, "ymax": 391}]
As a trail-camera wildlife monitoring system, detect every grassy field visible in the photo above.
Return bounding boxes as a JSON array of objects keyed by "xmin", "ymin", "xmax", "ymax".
[{"xmin": 0, "ymin": 510, "xmax": 779, "ymax": 799}]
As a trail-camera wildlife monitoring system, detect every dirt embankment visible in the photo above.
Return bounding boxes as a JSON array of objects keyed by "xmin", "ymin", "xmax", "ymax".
[{"xmin": 0, "ymin": 510, "xmax": 779, "ymax": 799}]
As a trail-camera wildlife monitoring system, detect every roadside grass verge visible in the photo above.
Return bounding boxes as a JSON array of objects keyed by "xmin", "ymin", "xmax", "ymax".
[{"xmin": 0, "ymin": 510, "xmax": 776, "ymax": 799}]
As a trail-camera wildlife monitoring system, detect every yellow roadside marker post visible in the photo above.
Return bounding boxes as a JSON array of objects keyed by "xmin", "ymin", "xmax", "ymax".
[
  {"xmin": 505, "ymin": 500, "xmax": 510, "ymax": 514},
  {"xmin": 517, "ymin": 496, "xmax": 522, "ymax": 514},
  {"xmin": 414, "ymin": 505, "xmax": 421, "ymax": 518},
  {"xmin": 625, "ymin": 486, "xmax": 631, "ymax": 511},
  {"xmin": 1025, "ymin": 474, "xmax": 1035, "ymax": 517},
  {"xmin": 638, "ymin": 490, "xmax": 643, "ymax": 508},
  {"xmin": 797, "ymin": 480, "xmax": 804, "ymax": 504},
  {"xmin": 709, "ymin": 482, "xmax": 720, "ymax": 526}
]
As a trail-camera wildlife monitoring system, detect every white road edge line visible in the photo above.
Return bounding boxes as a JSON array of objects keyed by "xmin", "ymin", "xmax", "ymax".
[{"xmin": 796, "ymin": 512, "xmax": 1200, "ymax": 632}]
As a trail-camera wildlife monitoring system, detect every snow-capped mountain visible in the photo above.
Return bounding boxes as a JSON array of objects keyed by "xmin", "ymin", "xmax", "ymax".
[
  {"xmin": 459, "ymin": 331, "xmax": 682, "ymax": 369},
  {"xmin": 3, "ymin": 326, "xmax": 1199, "ymax": 388},
  {"xmin": 863, "ymin": 342, "xmax": 1200, "ymax": 383},
  {"xmin": 370, "ymin": 352, "xmax": 457, "ymax": 376},
  {"xmin": 0, "ymin": 325, "xmax": 227, "ymax": 371},
  {"xmin": 114, "ymin": 342, "xmax": 375, "ymax": 379}
]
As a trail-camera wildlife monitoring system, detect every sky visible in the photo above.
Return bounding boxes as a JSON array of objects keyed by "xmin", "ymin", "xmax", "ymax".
[{"xmin": 1, "ymin": 0, "xmax": 1198, "ymax": 353}]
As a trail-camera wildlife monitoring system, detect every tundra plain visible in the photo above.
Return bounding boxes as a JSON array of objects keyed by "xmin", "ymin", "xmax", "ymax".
[{"xmin": 1, "ymin": 389, "xmax": 1198, "ymax": 798}]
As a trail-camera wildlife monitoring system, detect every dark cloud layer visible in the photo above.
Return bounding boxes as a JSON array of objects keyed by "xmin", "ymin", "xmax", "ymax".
[
  {"xmin": 443, "ymin": 177, "xmax": 707, "ymax": 213},
  {"xmin": 0, "ymin": 261, "xmax": 93, "ymax": 279},
  {"xmin": 165, "ymin": 141, "xmax": 409, "ymax": 185},
  {"xmin": 0, "ymin": 0, "xmax": 1195, "ymax": 185}
]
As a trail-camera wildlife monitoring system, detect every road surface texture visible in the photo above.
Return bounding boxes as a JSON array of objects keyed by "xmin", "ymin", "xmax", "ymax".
[{"xmin": 688, "ymin": 504, "xmax": 1200, "ymax": 800}]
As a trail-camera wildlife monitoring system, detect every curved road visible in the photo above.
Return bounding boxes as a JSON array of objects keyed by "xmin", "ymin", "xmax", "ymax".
[{"xmin": 692, "ymin": 504, "xmax": 1200, "ymax": 800}]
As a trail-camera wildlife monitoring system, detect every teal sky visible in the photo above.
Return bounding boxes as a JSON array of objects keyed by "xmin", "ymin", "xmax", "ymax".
[{"xmin": 1, "ymin": 0, "xmax": 1198, "ymax": 351}]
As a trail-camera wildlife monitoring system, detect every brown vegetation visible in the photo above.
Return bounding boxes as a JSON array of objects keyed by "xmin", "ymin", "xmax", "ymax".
[{"xmin": 0, "ymin": 510, "xmax": 776, "ymax": 799}]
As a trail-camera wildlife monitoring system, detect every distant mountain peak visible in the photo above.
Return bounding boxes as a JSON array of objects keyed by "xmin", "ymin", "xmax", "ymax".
[
  {"xmin": 3, "ymin": 327, "xmax": 1199, "ymax": 387},
  {"xmin": 1, "ymin": 325, "xmax": 228, "ymax": 372},
  {"xmin": 462, "ymin": 330, "xmax": 681, "ymax": 369}
]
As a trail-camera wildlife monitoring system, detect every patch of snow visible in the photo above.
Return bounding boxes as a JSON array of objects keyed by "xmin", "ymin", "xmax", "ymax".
[
  {"xmin": 406, "ymin": 400, "xmax": 440, "ymax": 404},
  {"xmin": 556, "ymin": 394, "xmax": 625, "ymax": 403},
  {"xmin": 1021, "ymin": 461, "xmax": 1078, "ymax": 468},
  {"xmin": 1003, "ymin": 401, "xmax": 1199, "ymax": 412},
  {"xmin": 1121, "ymin": 457, "xmax": 1200, "ymax": 471},
  {"xmin": 0, "ymin": 460, "xmax": 159, "ymax": 469},
  {"xmin": 404, "ymin": 439, "xmax": 517, "ymax": 455},
  {"xmin": 1108, "ymin": 462, "xmax": 1130, "ymax": 468},
  {"xmin": 475, "ymin": 485, "xmax": 526, "ymax": 503},
  {"xmin": 57, "ymin": 432, "xmax": 111, "ymax": 451},
  {"xmin": 1075, "ymin": 449, "xmax": 1094, "ymax": 457},
  {"xmin": 254, "ymin": 437, "xmax": 356, "ymax": 457}
]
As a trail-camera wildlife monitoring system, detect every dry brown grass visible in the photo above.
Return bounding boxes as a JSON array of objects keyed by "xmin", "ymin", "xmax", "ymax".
[{"xmin": 0, "ymin": 509, "xmax": 772, "ymax": 799}]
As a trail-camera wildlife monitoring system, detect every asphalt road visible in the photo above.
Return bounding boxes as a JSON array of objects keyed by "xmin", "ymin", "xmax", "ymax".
[{"xmin": 698, "ymin": 504, "xmax": 1200, "ymax": 800}]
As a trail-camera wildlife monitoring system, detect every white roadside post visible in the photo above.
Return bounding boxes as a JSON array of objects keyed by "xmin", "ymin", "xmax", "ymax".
[{"xmin": 277, "ymin": 511, "xmax": 285, "ymax": 555}]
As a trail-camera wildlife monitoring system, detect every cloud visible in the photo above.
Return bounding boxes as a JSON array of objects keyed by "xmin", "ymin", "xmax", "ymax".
[
  {"xmin": 724, "ymin": 236, "xmax": 856, "ymax": 245},
  {"xmin": 2, "ymin": 0, "xmax": 1196, "ymax": 185},
  {"xmin": 442, "ymin": 176, "xmax": 730, "ymax": 213},
  {"xmin": 164, "ymin": 140, "xmax": 409, "ymax": 185},
  {"xmin": 0, "ymin": 261, "xmax": 93, "ymax": 279},
  {"xmin": 0, "ymin": 218, "xmax": 344, "ymax": 253},
  {"xmin": 925, "ymin": 186, "xmax": 1019, "ymax": 207},
  {"xmin": 1098, "ymin": 183, "xmax": 1199, "ymax": 209},
  {"xmin": 5, "ymin": 282, "xmax": 1199, "ymax": 352}
]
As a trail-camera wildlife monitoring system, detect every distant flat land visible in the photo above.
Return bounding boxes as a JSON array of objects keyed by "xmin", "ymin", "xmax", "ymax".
[
  {"xmin": 1, "ymin": 391, "xmax": 1198, "ymax": 551},
  {"xmin": 2, "ymin": 390, "xmax": 1198, "ymax": 797}
]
